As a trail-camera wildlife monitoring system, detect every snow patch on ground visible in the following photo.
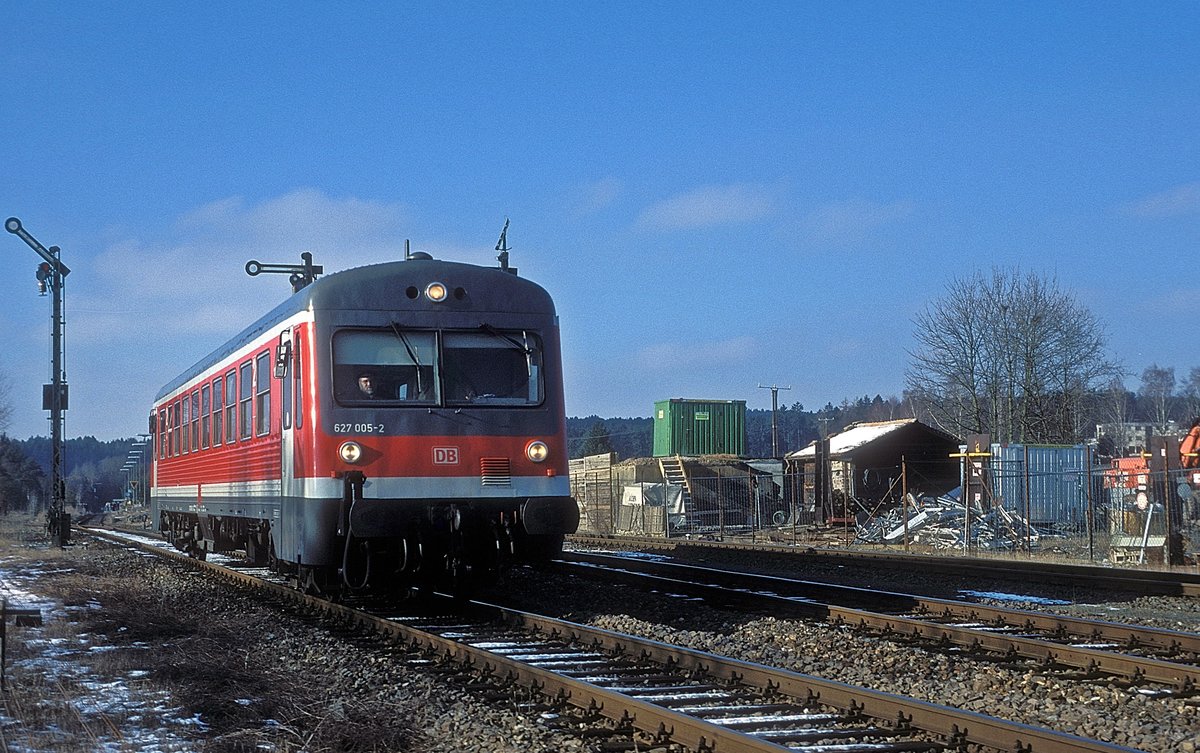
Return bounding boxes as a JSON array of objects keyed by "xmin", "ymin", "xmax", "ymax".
[
  {"xmin": 958, "ymin": 589, "xmax": 1072, "ymax": 605},
  {"xmin": 0, "ymin": 564, "xmax": 205, "ymax": 751}
]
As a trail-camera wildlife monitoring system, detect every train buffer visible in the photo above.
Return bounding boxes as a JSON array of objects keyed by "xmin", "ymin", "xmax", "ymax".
[{"xmin": 1, "ymin": 597, "xmax": 44, "ymax": 690}]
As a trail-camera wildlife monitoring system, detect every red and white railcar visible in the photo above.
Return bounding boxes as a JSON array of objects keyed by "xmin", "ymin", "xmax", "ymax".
[{"xmin": 149, "ymin": 253, "xmax": 578, "ymax": 592}]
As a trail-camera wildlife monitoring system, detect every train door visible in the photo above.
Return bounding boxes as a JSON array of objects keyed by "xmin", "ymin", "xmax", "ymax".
[
  {"xmin": 277, "ymin": 328, "xmax": 296, "ymax": 502},
  {"xmin": 266, "ymin": 328, "xmax": 295, "ymax": 565}
]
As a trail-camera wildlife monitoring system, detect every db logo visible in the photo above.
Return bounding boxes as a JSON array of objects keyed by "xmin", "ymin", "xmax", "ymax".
[{"xmin": 432, "ymin": 447, "xmax": 459, "ymax": 465}]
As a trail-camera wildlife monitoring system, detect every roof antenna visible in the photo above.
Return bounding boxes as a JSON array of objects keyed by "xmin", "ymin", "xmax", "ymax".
[
  {"xmin": 405, "ymin": 239, "xmax": 410, "ymax": 261},
  {"xmin": 495, "ymin": 218, "xmax": 516, "ymax": 275}
]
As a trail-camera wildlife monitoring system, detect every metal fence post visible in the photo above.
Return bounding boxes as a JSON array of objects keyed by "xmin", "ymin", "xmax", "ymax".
[
  {"xmin": 1023, "ymin": 448, "xmax": 1032, "ymax": 556},
  {"xmin": 1085, "ymin": 444, "xmax": 1095, "ymax": 562}
]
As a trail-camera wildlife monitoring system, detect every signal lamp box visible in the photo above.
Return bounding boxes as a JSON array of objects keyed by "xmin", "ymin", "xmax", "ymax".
[
  {"xmin": 653, "ymin": 398, "xmax": 746, "ymax": 457},
  {"xmin": 42, "ymin": 383, "xmax": 69, "ymax": 410}
]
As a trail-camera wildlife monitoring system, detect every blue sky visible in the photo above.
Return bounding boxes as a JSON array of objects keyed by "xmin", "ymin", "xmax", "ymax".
[{"xmin": 1, "ymin": 2, "xmax": 1197, "ymax": 440}]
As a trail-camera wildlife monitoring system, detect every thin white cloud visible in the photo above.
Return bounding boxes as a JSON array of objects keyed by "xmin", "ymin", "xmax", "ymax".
[
  {"xmin": 569, "ymin": 177, "xmax": 622, "ymax": 217},
  {"xmin": 76, "ymin": 189, "xmax": 415, "ymax": 345},
  {"xmin": 1135, "ymin": 287, "xmax": 1200, "ymax": 318},
  {"xmin": 803, "ymin": 199, "xmax": 915, "ymax": 245},
  {"xmin": 824, "ymin": 337, "xmax": 871, "ymax": 359},
  {"xmin": 635, "ymin": 184, "xmax": 776, "ymax": 231},
  {"xmin": 1118, "ymin": 181, "xmax": 1200, "ymax": 218},
  {"xmin": 635, "ymin": 336, "xmax": 760, "ymax": 371},
  {"xmin": 175, "ymin": 189, "xmax": 409, "ymax": 253}
]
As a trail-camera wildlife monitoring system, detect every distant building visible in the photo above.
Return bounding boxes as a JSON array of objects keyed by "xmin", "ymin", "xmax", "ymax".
[
  {"xmin": 785, "ymin": 419, "xmax": 961, "ymax": 522},
  {"xmin": 1095, "ymin": 421, "xmax": 1180, "ymax": 456}
]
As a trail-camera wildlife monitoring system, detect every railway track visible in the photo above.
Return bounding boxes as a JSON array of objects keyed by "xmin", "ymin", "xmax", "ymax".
[
  {"xmin": 566, "ymin": 534, "xmax": 1200, "ymax": 598},
  {"xmin": 555, "ymin": 551, "xmax": 1200, "ymax": 695},
  {"xmin": 83, "ymin": 526, "xmax": 1142, "ymax": 753}
]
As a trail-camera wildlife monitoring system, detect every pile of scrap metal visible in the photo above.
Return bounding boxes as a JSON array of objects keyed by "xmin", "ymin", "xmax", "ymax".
[{"xmin": 854, "ymin": 489, "xmax": 1049, "ymax": 550}]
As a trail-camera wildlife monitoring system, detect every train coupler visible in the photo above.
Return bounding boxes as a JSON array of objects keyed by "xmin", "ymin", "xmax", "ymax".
[{"xmin": 337, "ymin": 471, "xmax": 366, "ymax": 536}]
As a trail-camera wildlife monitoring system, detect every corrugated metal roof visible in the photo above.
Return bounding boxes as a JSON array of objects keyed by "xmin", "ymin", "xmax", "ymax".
[{"xmin": 786, "ymin": 418, "xmax": 934, "ymax": 460}]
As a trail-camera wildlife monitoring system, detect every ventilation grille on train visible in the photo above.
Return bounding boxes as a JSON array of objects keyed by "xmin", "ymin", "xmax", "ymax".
[{"xmin": 480, "ymin": 457, "xmax": 511, "ymax": 486}]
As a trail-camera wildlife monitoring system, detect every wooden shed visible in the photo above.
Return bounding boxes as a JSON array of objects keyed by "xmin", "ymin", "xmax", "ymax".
[{"xmin": 785, "ymin": 419, "xmax": 961, "ymax": 524}]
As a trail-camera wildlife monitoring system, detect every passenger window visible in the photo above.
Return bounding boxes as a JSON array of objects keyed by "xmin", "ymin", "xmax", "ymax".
[
  {"xmin": 225, "ymin": 370, "xmax": 237, "ymax": 444},
  {"xmin": 255, "ymin": 352, "xmax": 271, "ymax": 436},
  {"xmin": 158, "ymin": 410, "xmax": 167, "ymax": 459},
  {"xmin": 201, "ymin": 386, "xmax": 210, "ymax": 449},
  {"xmin": 212, "ymin": 377, "xmax": 224, "ymax": 447},
  {"xmin": 182, "ymin": 395, "xmax": 190, "ymax": 454},
  {"xmin": 191, "ymin": 391, "xmax": 200, "ymax": 451},
  {"xmin": 239, "ymin": 361, "xmax": 253, "ymax": 440}
]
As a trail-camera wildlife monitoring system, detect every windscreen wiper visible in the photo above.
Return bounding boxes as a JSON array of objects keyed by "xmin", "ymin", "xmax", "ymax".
[
  {"xmin": 479, "ymin": 323, "xmax": 532, "ymax": 353},
  {"xmin": 479, "ymin": 323, "xmax": 534, "ymax": 376},
  {"xmin": 389, "ymin": 322, "xmax": 423, "ymax": 396}
]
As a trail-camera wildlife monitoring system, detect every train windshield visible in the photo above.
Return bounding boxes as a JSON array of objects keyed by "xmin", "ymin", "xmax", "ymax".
[
  {"xmin": 443, "ymin": 329, "xmax": 543, "ymax": 406},
  {"xmin": 333, "ymin": 330, "xmax": 438, "ymax": 405},
  {"xmin": 332, "ymin": 328, "xmax": 544, "ymax": 407}
]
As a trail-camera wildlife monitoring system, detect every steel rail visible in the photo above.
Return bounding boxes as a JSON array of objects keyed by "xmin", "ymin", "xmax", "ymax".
[
  {"xmin": 564, "ymin": 552, "xmax": 1200, "ymax": 655},
  {"xmin": 84, "ymin": 528, "xmax": 1140, "ymax": 753},
  {"xmin": 487, "ymin": 605, "xmax": 1143, "ymax": 753},
  {"xmin": 567, "ymin": 534, "xmax": 1200, "ymax": 598},
  {"xmin": 556, "ymin": 553, "xmax": 1200, "ymax": 692}
]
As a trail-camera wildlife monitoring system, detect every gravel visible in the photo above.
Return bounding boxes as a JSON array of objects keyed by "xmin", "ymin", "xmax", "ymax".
[
  {"xmin": 500, "ymin": 549, "xmax": 1200, "ymax": 753},
  {"xmin": 8, "ymin": 517, "xmax": 1198, "ymax": 753},
  {"xmin": 1, "ymin": 520, "xmax": 590, "ymax": 753}
]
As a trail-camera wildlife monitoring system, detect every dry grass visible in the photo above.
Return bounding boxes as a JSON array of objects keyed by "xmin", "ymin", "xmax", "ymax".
[{"xmin": 0, "ymin": 512, "xmax": 414, "ymax": 752}]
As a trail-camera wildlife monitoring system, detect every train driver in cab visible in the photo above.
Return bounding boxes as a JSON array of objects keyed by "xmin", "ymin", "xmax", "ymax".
[{"xmin": 357, "ymin": 373, "xmax": 378, "ymax": 398}]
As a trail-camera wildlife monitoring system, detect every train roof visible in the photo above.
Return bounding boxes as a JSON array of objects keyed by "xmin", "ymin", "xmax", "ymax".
[{"xmin": 154, "ymin": 257, "xmax": 556, "ymax": 402}]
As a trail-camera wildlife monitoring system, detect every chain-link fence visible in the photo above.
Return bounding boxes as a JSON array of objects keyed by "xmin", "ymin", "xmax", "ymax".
[{"xmin": 571, "ymin": 454, "xmax": 1200, "ymax": 567}]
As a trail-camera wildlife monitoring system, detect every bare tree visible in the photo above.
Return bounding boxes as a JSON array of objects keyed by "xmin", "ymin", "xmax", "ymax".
[
  {"xmin": 0, "ymin": 371, "xmax": 12, "ymax": 435},
  {"xmin": 1181, "ymin": 366, "xmax": 1200, "ymax": 424},
  {"xmin": 1138, "ymin": 364, "xmax": 1176, "ymax": 433},
  {"xmin": 906, "ymin": 267, "xmax": 1119, "ymax": 444},
  {"xmin": 907, "ymin": 277, "xmax": 989, "ymax": 438}
]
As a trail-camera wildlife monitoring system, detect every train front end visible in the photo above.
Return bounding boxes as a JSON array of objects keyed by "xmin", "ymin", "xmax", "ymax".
[{"xmin": 290, "ymin": 255, "xmax": 578, "ymax": 592}]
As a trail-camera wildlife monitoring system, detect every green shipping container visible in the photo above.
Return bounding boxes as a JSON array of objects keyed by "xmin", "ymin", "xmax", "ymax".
[{"xmin": 653, "ymin": 398, "xmax": 747, "ymax": 457}]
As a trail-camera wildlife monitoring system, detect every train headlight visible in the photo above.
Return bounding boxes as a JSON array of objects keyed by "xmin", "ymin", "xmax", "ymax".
[
  {"xmin": 339, "ymin": 441, "xmax": 364, "ymax": 464},
  {"xmin": 525, "ymin": 440, "xmax": 549, "ymax": 463},
  {"xmin": 425, "ymin": 282, "xmax": 448, "ymax": 302}
]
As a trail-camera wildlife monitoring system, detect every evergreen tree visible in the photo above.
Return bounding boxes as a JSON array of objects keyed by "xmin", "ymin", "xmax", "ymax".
[
  {"xmin": 0, "ymin": 436, "xmax": 44, "ymax": 514},
  {"xmin": 580, "ymin": 419, "xmax": 615, "ymax": 456}
]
